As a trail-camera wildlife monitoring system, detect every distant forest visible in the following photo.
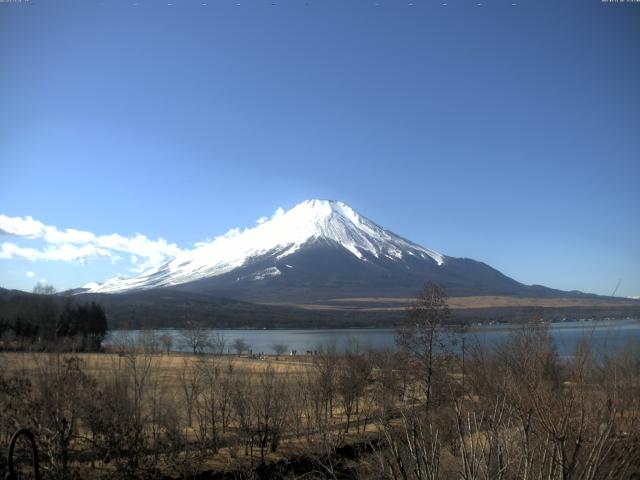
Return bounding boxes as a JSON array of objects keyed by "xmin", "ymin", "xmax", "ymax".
[
  {"xmin": 70, "ymin": 289, "xmax": 640, "ymax": 329},
  {"xmin": 1, "ymin": 286, "xmax": 639, "ymax": 333},
  {"xmin": 0, "ymin": 286, "xmax": 108, "ymax": 351}
]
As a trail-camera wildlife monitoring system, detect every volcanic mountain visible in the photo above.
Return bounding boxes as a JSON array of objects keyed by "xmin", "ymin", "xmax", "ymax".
[{"xmin": 85, "ymin": 199, "xmax": 578, "ymax": 302}]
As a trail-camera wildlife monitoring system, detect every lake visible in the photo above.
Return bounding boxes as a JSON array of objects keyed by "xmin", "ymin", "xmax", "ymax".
[{"xmin": 106, "ymin": 318, "xmax": 640, "ymax": 357}]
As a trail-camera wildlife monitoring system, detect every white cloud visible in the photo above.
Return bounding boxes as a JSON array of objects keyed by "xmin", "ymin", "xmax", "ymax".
[
  {"xmin": 0, "ymin": 243, "xmax": 43, "ymax": 261},
  {"xmin": 0, "ymin": 242, "xmax": 114, "ymax": 264},
  {"xmin": 25, "ymin": 271, "xmax": 35, "ymax": 278},
  {"xmin": 1, "ymin": 206, "xmax": 292, "ymax": 280},
  {"xmin": 0, "ymin": 214, "xmax": 184, "ymax": 271},
  {"xmin": 0, "ymin": 215, "xmax": 96, "ymax": 244}
]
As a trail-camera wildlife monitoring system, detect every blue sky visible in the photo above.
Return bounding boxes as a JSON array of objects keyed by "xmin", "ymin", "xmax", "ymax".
[{"xmin": 1, "ymin": 0, "xmax": 639, "ymax": 297}]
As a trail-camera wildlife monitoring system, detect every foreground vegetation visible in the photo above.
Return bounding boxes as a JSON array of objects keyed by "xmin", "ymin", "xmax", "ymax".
[{"xmin": 1, "ymin": 284, "xmax": 639, "ymax": 479}]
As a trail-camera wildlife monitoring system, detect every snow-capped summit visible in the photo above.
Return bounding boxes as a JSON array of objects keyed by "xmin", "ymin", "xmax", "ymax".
[
  {"xmin": 85, "ymin": 199, "xmax": 543, "ymax": 301},
  {"xmin": 87, "ymin": 199, "xmax": 445, "ymax": 294}
]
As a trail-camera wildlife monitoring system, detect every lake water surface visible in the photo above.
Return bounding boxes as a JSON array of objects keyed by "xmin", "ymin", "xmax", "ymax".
[{"xmin": 107, "ymin": 318, "xmax": 640, "ymax": 357}]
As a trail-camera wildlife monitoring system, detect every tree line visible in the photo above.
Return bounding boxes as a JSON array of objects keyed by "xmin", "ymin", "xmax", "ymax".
[{"xmin": 0, "ymin": 285, "xmax": 108, "ymax": 351}]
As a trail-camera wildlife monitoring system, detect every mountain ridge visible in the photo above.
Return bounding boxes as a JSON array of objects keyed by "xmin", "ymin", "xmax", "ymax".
[
  {"xmin": 86, "ymin": 199, "xmax": 446, "ymax": 294},
  {"xmin": 81, "ymin": 199, "xmax": 602, "ymax": 303}
]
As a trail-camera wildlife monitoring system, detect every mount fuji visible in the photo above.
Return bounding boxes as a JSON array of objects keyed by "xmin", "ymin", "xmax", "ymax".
[{"xmin": 84, "ymin": 199, "xmax": 569, "ymax": 302}]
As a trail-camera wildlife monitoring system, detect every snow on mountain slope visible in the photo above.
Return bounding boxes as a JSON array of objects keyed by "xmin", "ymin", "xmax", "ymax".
[{"xmin": 87, "ymin": 200, "xmax": 444, "ymax": 293}]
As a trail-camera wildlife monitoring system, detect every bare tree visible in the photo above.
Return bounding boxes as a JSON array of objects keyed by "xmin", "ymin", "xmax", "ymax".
[
  {"xmin": 180, "ymin": 320, "xmax": 211, "ymax": 355},
  {"xmin": 194, "ymin": 355, "xmax": 233, "ymax": 453},
  {"xmin": 231, "ymin": 373, "xmax": 256, "ymax": 461},
  {"xmin": 372, "ymin": 348, "xmax": 406, "ymax": 420},
  {"xmin": 82, "ymin": 349, "xmax": 158, "ymax": 478},
  {"xmin": 158, "ymin": 334, "xmax": 173, "ymax": 355},
  {"xmin": 377, "ymin": 410, "xmax": 442, "ymax": 480},
  {"xmin": 232, "ymin": 338, "xmax": 250, "ymax": 356},
  {"xmin": 178, "ymin": 358, "xmax": 201, "ymax": 428},
  {"xmin": 272, "ymin": 343, "xmax": 288, "ymax": 356},
  {"xmin": 337, "ymin": 340, "xmax": 371, "ymax": 433},
  {"xmin": 396, "ymin": 282, "xmax": 451, "ymax": 413},
  {"xmin": 313, "ymin": 342, "xmax": 339, "ymax": 425},
  {"xmin": 250, "ymin": 365, "xmax": 289, "ymax": 463},
  {"xmin": 31, "ymin": 354, "xmax": 95, "ymax": 479},
  {"xmin": 139, "ymin": 329, "xmax": 159, "ymax": 353},
  {"xmin": 207, "ymin": 332, "xmax": 226, "ymax": 355},
  {"xmin": 33, "ymin": 283, "xmax": 56, "ymax": 295}
]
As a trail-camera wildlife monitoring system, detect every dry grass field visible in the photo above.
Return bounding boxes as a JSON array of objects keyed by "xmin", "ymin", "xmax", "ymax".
[
  {"xmin": 268, "ymin": 295, "xmax": 640, "ymax": 312},
  {"xmin": 1, "ymin": 350, "xmax": 313, "ymax": 377},
  {"xmin": 0, "ymin": 349, "xmax": 385, "ymax": 478},
  {"xmin": 2, "ymin": 320, "xmax": 640, "ymax": 479}
]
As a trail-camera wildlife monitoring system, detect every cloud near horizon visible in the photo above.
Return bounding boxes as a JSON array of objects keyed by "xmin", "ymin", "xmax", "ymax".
[
  {"xmin": 0, "ymin": 207, "xmax": 285, "ymax": 277},
  {"xmin": 0, "ymin": 214, "xmax": 184, "ymax": 272}
]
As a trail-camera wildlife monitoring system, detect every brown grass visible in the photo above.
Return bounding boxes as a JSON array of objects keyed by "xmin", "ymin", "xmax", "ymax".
[
  {"xmin": 0, "ymin": 351, "xmax": 352, "ymax": 476},
  {"xmin": 266, "ymin": 295, "xmax": 640, "ymax": 312},
  {"xmin": 0, "ymin": 350, "xmax": 313, "ymax": 378}
]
